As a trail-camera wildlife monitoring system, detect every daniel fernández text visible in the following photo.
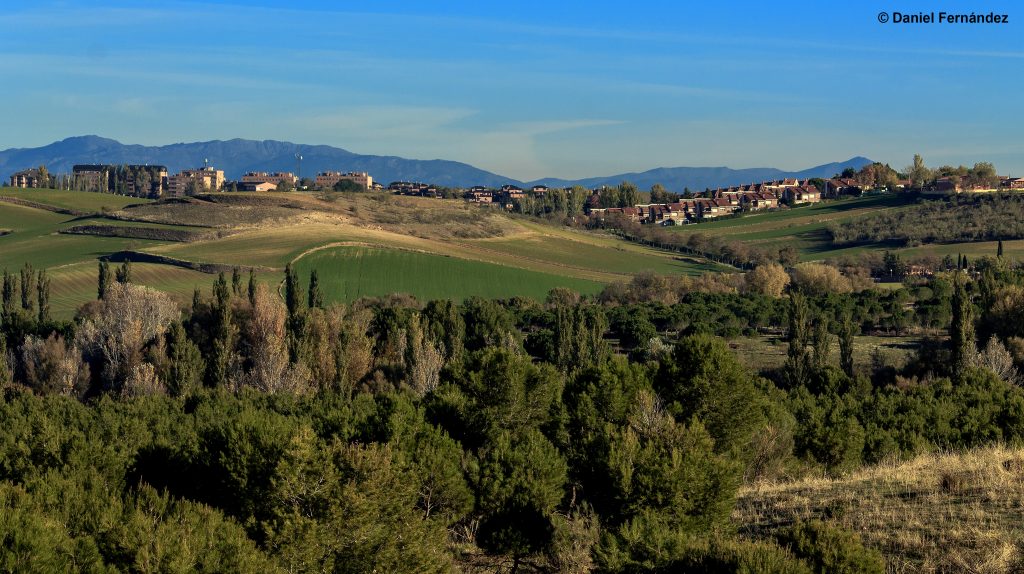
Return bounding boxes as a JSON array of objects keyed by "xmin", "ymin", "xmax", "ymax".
[{"xmin": 877, "ymin": 11, "xmax": 1008, "ymax": 24}]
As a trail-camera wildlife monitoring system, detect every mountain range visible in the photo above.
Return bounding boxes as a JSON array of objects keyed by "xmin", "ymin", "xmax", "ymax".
[{"xmin": 0, "ymin": 136, "xmax": 873, "ymax": 191}]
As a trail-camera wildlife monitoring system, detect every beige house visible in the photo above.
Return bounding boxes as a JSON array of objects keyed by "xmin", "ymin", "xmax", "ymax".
[
  {"xmin": 168, "ymin": 166, "xmax": 225, "ymax": 196},
  {"xmin": 9, "ymin": 168, "xmax": 43, "ymax": 188},
  {"xmin": 782, "ymin": 185, "xmax": 821, "ymax": 204},
  {"xmin": 315, "ymin": 171, "xmax": 373, "ymax": 190},
  {"xmin": 241, "ymin": 171, "xmax": 297, "ymax": 186}
]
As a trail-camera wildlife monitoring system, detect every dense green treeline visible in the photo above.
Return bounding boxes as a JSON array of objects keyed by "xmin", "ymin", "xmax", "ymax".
[{"xmin": 5, "ymin": 260, "xmax": 1024, "ymax": 571}]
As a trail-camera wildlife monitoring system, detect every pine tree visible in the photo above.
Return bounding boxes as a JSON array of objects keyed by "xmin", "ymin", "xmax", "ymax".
[
  {"xmin": 36, "ymin": 269, "xmax": 50, "ymax": 324},
  {"xmin": 308, "ymin": 269, "xmax": 323, "ymax": 309},
  {"xmin": 950, "ymin": 275, "xmax": 976, "ymax": 378},
  {"xmin": 116, "ymin": 260, "xmax": 132, "ymax": 284},
  {"xmin": 98, "ymin": 260, "xmax": 111, "ymax": 299}
]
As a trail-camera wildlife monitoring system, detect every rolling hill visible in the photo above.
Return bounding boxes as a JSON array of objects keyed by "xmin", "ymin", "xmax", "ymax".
[
  {"xmin": 1, "ymin": 136, "xmax": 873, "ymax": 191},
  {"xmin": 0, "ymin": 187, "xmax": 730, "ymax": 317}
]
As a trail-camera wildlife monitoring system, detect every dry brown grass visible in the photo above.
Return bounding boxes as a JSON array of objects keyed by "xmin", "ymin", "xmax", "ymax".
[
  {"xmin": 734, "ymin": 445, "xmax": 1024, "ymax": 573},
  {"xmin": 114, "ymin": 192, "xmax": 515, "ymax": 240}
]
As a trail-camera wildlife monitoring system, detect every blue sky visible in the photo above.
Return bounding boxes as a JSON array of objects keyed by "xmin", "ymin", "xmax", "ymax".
[{"xmin": 1, "ymin": 0, "xmax": 1022, "ymax": 180}]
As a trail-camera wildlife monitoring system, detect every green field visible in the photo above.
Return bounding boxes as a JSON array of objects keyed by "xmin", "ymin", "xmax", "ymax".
[
  {"xmin": 0, "ymin": 187, "xmax": 151, "ymax": 211},
  {"xmin": 47, "ymin": 261, "xmax": 217, "ymax": 316},
  {"xmin": 150, "ymin": 225, "xmax": 355, "ymax": 268},
  {"xmin": 0, "ymin": 188, "xmax": 732, "ymax": 316},
  {"xmin": 0, "ymin": 203, "xmax": 166, "ymax": 269},
  {"xmin": 292, "ymin": 246, "xmax": 604, "ymax": 302},
  {"xmin": 669, "ymin": 194, "xmax": 916, "ymax": 260},
  {"xmin": 470, "ymin": 233, "xmax": 725, "ymax": 276},
  {"xmin": 727, "ymin": 333, "xmax": 920, "ymax": 372},
  {"xmin": 660, "ymin": 193, "xmax": 1024, "ymax": 266}
]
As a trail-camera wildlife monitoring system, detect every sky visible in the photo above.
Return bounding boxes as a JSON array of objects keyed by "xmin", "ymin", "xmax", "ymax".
[{"xmin": 1, "ymin": 0, "xmax": 1022, "ymax": 180}]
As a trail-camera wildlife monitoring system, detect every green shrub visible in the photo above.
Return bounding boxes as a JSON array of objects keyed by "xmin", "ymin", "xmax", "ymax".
[{"xmin": 775, "ymin": 520, "xmax": 885, "ymax": 574}]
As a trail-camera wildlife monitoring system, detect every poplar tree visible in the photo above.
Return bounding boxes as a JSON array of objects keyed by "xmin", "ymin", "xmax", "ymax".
[
  {"xmin": 1, "ymin": 270, "xmax": 15, "ymax": 320},
  {"xmin": 950, "ymin": 275, "xmax": 976, "ymax": 378},
  {"xmin": 232, "ymin": 267, "xmax": 243, "ymax": 297},
  {"xmin": 284, "ymin": 263, "xmax": 305, "ymax": 361},
  {"xmin": 207, "ymin": 272, "xmax": 235, "ymax": 387},
  {"xmin": 0, "ymin": 334, "xmax": 10, "ymax": 386},
  {"xmin": 20, "ymin": 262, "xmax": 35, "ymax": 312},
  {"xmin": 98, "ymin": 260, "xmax": 111, "ymax": 299},
  {"xmin": 308, "ymin": 269, "xmax": 323, "ymax": 309},
  {"xmin": 36, "ymin": 269, "xmax": 50, "ymax": 324},
  {"xmin": 838, "ymin": 311, "xmax": 857, "ymax": 378},
  {"xmin": 167, "ymin": 321, "xmax": 205, "ymax": 396},
  {"xmin": 116, "ymin": 260, "xmax": 132, "ymax": 284},
  {"xmin": 812, "ymin": 314, "xmax": 831, "ymax": 370},
  {"xmin": 248, "ymin": 269, "xmax": 257, "ymax": 306},
  {"xmin": 784, "ymin": 291, "xmax": 812, "ymax": 388}
]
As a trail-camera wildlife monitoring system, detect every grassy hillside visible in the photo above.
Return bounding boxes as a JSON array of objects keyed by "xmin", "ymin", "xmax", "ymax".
[
  {"xmin": 0, "ymin": 189, "xmax": 724, "ymax": 316},
  {"xmin": 292, "ymin": 245, "xmax": 603, "ymax": 302},
  {"xmin": 665, "ymin": 193, "xmax": 1024, "ymax": 267},
  {"xmin": 668, "ymin": 194, "xmax": 915, "ymax": 261},
  {"xmin": 46, "ymin": 261, "xmax": 215, "ymax": 314},
  {"xmin": 0, "ymin": 202, "xmax": 167, "ymax": 269},
  {"xmin": 0, "ymin": 187, "xmax": 151, "ymax": 211},
  {"xmin": 735, "ymin": 445, "xmax": 1024, "ymax": 572}
]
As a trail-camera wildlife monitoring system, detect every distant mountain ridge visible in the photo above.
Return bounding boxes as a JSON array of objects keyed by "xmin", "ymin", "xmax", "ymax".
[
  {"xmin": 529, "ymin": 158, "xmax": 875, "ymax": 191},
  {"xmin": 0, "ymin": 136, "xmax": 872, "ymax": 191}
]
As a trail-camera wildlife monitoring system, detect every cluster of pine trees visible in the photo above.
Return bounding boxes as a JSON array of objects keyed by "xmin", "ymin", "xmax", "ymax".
[{"xmin": 5, "ymin": 257, "xmax": 1024, "ymax": 571}]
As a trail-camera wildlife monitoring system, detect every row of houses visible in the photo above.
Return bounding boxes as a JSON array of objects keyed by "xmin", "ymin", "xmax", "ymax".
[
  {"xmin": 591, "ymin": 179, "xmax": 821, "ymax": 224},
  {"xmin": 465, "ymin": 184, "xmax": 553, "ymax": 204},
  {"xmin": 8, "ymin": 164, "xmax": 376, "ymax": 196},
  {"xmin": 921, "ymin": 175, "xmax": 1024, "ymax": 195},
  {"xmin": 389, "ymin": 181, "xmax": 442, "ymax": 197}
]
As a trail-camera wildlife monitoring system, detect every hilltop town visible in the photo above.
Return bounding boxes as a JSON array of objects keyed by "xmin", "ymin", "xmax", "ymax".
[{"xmin": 8, "ymin": 157, "xmax": 1024, "ymax": 227}]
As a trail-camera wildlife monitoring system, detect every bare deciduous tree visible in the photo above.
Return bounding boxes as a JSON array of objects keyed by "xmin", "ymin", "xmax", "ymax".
[
  {"xmin": 75, "ymin": 282, "xmax": 178, "ymax": 394},
  {"xmin": 405, "ymin": 313, "xmax": 444, "ymax": 397},
  {"xmin": 973, "ymin": 337, "xmax": 1020, "ymax": 385},
  {"xmin": 242, "ymin": 284, "xmax": 311, "ymax": 394},
  {"xmin": 22, "ymin": 334, "xmax": 87, "ymax": 396}
]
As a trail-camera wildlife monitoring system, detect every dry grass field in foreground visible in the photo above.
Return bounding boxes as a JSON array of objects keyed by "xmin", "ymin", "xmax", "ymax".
[{"xmin": 735, "ymin": 446, "xmax": 1024, "ymax": 573}]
